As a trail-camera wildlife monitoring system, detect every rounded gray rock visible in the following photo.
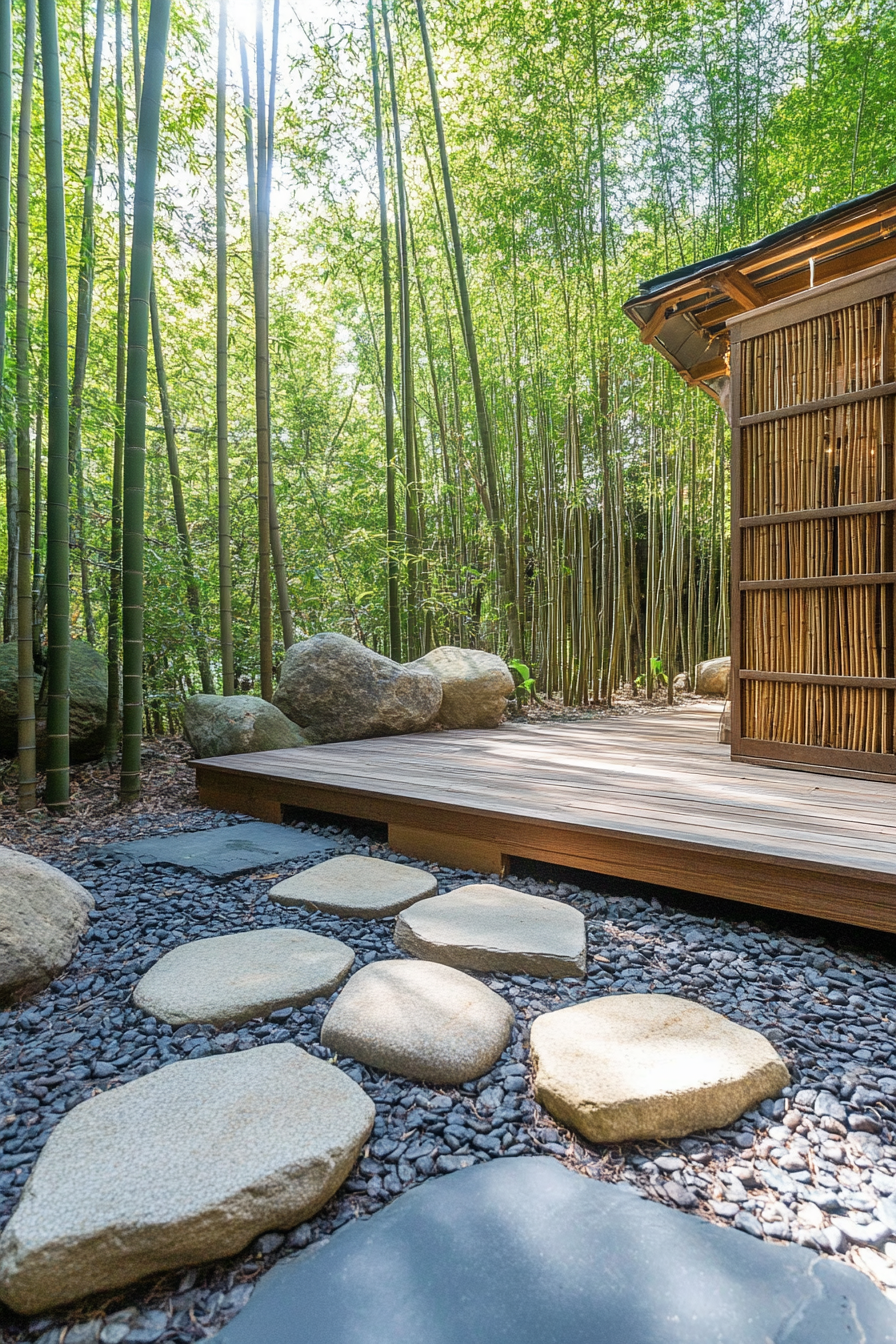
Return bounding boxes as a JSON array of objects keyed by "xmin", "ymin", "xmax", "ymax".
[
  {"xmin": 407, "ymin": 646, "xmax": 514, "ymax": 729},
  {"xmin": 272, "ymin": 632, "xmax": 442, "ymax": 743},
  {"xmin": 269, "ymin": 855, "xmax": 437, "ymax": 919},
  {"xmin": 0, "ymin": 845, "xmax": 94, "ymax": 1003},
  {"xmin": 320, "ymin": 959, "xmax": 514, "ymax": 1084},
  {"xmin": 0, "ymin": 1044, "xmax": 375, "ymax": 1314},
  {"xmin": 132, "ymin": 928, "xmax": 355, "ymax": 1026},
  {"xmin": 394, "ymin": 883, "xmax": 586, "ymax": 978},
  {"xmin": 184, "ymin": 694, "xmax": 308, "ymax": 759},
  {"xmin": 530, "ymin": 994, "xmax": 789, "ymax": 1143},
  {"xmin": 695, "ymin": 656, "xmax": 730, "ymax": 697}
]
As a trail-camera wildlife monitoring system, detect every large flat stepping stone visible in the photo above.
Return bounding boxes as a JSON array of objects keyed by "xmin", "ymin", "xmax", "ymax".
[
  {"xmin": 320, "ymin": 960, "xmax": 513, "ymax": 1084},
  {"xmin": 133, "ymin": 929, "xmax": 355, "ymax": 1026},
  {"xmin": 270, "ymin": 855, "xmax": 436, "ymax": 919},
  {"xmin": 394, "ymin": 884, "xmax": 586, "ymax": 978},
  {"xmin": 0, "ymin": 1044, "xmax": 375, "ymax": 1315},
  {"xmin": 214, "ymin": 1156, "xmax": 896, "ymax": 1344},
  {"xmin": 103, "ymin": 822, "xmax": 335, "ymax": 877},
  {"xmin": 531, "ymin": 994, "xmax": 789, "ymax": 1143}
]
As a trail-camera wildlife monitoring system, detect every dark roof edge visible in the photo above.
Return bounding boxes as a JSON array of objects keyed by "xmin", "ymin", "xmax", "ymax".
[{"xmin": 625, "ymin": 181, "xmax": 896, "ymax": 307}]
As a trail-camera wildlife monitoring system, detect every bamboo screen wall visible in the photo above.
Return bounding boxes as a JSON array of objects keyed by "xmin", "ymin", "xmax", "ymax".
[{"xmin": 729, "ymin": 261, "xmax": 896, "ymax": 781}]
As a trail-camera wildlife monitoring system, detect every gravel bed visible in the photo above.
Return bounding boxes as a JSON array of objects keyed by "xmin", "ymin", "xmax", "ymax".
[{"xmin": 2, "ymin": 805, "xmax": 896, "ymax": 1342}]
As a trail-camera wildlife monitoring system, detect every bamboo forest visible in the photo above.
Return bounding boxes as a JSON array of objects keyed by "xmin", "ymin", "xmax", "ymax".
[{"xmin": 1, "ymin": 0, "xmax": 895, "ymax": 809}]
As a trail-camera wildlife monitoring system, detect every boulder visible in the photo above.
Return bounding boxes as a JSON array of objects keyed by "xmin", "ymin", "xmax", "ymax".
[
  {"xmin": 0, "ymin": 1044, "xmax": 375, "ymax": 1314},
  {"xmin": 320, "ymin": 959, "xmax": 514, "ymax": 1084},
  {"xmin": 272, "ymin": 633, "xmax": 442, "ymax": 744},
  {"xmin": 133, "ymin": 928, "xmax": 355, "ymax": 1026},
  {"xmin": 695, "ymin": 656, "xmax": 730, "ymax": 697},
  {"xmin": 184, "ymin": 694, "xmax": 308, "ymax": 759},
  {"xmin": 408, "ymin": 647, "xmax": 514, "ymax": 729},
  {"xmin": 0, "ymin": 639, "xmax": 107, "ymax": 761},
  {"xmin": 394, "ymin": 884, "xmax": 587, "ymax": 978},
  {"xmin": 530, "ymin": 994, "xmax": 789, "ymax": 1143},
  {"xmin": 269, "ymin": 855, "xmax": 437, "ymax": 919},
  {"xmin": 0, "ymin": 846, "xmax": 94, "ymax": 1003}
]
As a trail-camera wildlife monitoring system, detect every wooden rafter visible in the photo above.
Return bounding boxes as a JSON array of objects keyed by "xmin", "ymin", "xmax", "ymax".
[
  {"xmin": 638, "ymin": 300, "xmax": 669, "ymax": 344},
  {"xmin": 708, "ymin": 267, "xmax": 765, "ymax": 310}
]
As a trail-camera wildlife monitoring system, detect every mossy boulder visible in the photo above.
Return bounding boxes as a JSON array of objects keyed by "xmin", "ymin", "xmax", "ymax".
[
  {"xmin": 0, "ymin": 639, "xmax": 108, "ymax": 762},
  {"xmin": 184, "ymin": 694, "xmax": 308, "ymax": 759}
]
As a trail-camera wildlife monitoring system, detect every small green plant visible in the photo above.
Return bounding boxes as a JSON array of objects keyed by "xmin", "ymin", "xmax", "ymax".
[
  {"xmin": 508, "ymin": 657, "xmax": 538, "ymax": 708},
  {"xmin": 635, "ymin": 656, "xmax": 667, "ymax": 690}
]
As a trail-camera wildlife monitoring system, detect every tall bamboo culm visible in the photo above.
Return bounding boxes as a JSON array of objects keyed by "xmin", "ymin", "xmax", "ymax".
[
  {"xmin": 239, "ymin": 28, "xmax": 272, "ymax": 698},
  {"xmin": 367, "ymin": 0, "xmax": 401, "ymax": 660},
  {"xmin": 0, "ymin": 0, "xmax": 12, "ymax": 646},
  {"xmin": 120, "ymin": 0, "xmax": 172, "ymax": 802},
  {"xmin": 67, "ymin": 0, "xmax": 105, "ymax": 648},
  {"xmin": 15, "ymin": 0, "xmax": 35, "ymax": 811},
  {"xmin": 39, "ymin": 0, "xmax": 70, "ymax": 809},
  {"xmin": 105, "ymin": 0, "xmax": 126, "ymax": 759},
  {"xmin": 216, "ymin": 0, "xmax": 234, "ymax": 694},
  {"xmin": 415, "ymin": 0, "xmax": 522, "ymax": 658}
]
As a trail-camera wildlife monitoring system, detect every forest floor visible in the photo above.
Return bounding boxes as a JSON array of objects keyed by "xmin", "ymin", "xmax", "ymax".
[
  {"xmin": 2, "ymin": 701, "xmax": 895, "ymax": 1343},
  {"xmin": 0, "ymin": 737, "xmax": 202, "ymax": 850},
  {"xmin": 516, "ymin": 686, "xmax": 708, "ymax": 723}
]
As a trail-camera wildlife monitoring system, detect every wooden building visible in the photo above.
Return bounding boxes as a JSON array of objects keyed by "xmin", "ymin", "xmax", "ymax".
[{"xmin": 624, "ymin": 185, "xmax": 896, "ymax": 782}]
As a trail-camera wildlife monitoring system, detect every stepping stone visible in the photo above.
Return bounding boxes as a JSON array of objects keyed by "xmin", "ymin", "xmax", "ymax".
[
  {"xmin": 320, "ymin": 960, "xmax": 513, "ymax": 1084},
  {"xmin": 394, "ymin": 884, "xmax": 586, "ymax": 978},
  {"xmin": 133, "ymin": 929, "xmax": 355, "ymax": 1026},
  {"xmin": 102, "ymin": 822, "xmax": 335, "ymax": 878},
  {"xmin": 213, "ymin": 1156, "xmax": 896, "ymax": 1344},
  {"xmin": 530, "ymin": 994, "xmax": 789, "ymax": 1143},
  {"xmin": 270, "ymin": 855, "xmax": 437, "ymax": 919},
  {"xmin": 0, "ymin": 1044, "xmax": 375, "ymax": 1315}
]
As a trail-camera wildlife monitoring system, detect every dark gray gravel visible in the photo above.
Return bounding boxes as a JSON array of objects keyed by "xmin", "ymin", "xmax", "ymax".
[{"xmin": 2, "ymin": 807, "xmax": 896, "ymax": 1342}]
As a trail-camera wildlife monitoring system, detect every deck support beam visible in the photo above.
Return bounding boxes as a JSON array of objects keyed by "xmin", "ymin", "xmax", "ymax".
[{"xmin": 388, "ymin": 824, "xmax": 507, "ymax": 877}]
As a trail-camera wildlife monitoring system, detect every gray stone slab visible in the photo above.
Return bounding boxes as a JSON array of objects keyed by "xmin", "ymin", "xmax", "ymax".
[
  {"xmin": 102, "ymin": 823, "xmax": 336, "ymax": 877},
  {"xmin": 215, "ymin": 1157, "xmax": 896, "ymax": 1344}
]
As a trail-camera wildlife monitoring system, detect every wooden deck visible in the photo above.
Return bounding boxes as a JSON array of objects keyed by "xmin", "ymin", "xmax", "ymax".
[{"xmin": 193, "ymin": 703, "xmax": 896, "ymax": 934}]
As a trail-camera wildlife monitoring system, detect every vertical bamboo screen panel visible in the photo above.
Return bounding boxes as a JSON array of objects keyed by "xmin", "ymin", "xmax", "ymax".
[{"xmin": 729, "ymin": 261, "xmax": 896, "ymax": 781}]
